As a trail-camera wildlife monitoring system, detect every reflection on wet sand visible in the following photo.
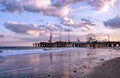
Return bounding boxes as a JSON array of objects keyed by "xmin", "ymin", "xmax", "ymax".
[
  {"xmin": 0, "ymin": 48, "xmax": 120, "ymax": 78},
  {"xmin": 88, "ymin": 57, "xmax": 120, "ymax": 78}
]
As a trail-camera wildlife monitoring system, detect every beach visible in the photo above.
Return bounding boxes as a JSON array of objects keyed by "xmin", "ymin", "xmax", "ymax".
[{"xmin": 0, "ymin": 47, "xmax": 120, "ymax": 78}]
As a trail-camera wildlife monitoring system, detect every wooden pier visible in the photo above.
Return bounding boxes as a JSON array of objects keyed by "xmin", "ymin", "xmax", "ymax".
[{"xmin": 33, "ymin": 41, "xmax": 120, "ymax": 48}]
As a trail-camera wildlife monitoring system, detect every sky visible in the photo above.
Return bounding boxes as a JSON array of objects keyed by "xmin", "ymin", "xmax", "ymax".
[{"xmin": 0, "ymin": 0, "xmax": 120, "ymax": 46}]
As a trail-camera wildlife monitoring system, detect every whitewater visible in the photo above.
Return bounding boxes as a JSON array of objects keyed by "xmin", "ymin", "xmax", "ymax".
[{"xmin": 0, "ymin": 47, "xmax": 75, "ymax": 56}]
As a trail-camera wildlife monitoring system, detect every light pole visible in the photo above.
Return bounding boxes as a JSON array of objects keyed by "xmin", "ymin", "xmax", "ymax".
[
  {"xmin": 46, "ymin": 26, "xmax": 52, "ymax": 43},
  {"xmin": 68, "ymin": 25, "xmax": 70, "ymax": 42},
  {"xmin": 108, "ymin": 34, "xmax": 110, "ymax": 42},
  {"xmin": 60, "ymin": 25, "xmax": 61, "ymax": 42},
  {"xmin": 50, "ymin": 30, "xmax": 52, "ymax": 43}
]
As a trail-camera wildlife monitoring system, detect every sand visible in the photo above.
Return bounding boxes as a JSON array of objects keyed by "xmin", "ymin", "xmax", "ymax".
[{"xmin": 0, "ymin": 48, "xmax": 120, "ymax": 78}]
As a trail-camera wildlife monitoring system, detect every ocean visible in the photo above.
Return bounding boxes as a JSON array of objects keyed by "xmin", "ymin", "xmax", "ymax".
[{"xmin": 0, "ymin": 47, "xmax": 75, "ymax": 56}]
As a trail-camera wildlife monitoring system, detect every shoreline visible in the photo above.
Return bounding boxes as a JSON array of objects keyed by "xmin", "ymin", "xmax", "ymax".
[
  {"xmin": 0, "ymin": 47, "xmax": 119, "ymax": 56},
  {"xmin": 0, "ymin": 47, "xmax": 76, "ymax": 56},
  {"xmin": 0, "ymin": 48, "xmax": 120, "ymax": 78}
]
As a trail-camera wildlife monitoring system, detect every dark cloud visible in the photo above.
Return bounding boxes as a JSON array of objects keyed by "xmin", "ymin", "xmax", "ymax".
[
  {"xmin": 104, "ymin": 15, "xmax": 120, "ymax": 28},
  {"xmin": 0, "ymin": 0, "xmax": 117, "ymax": 18},
  {"xmin": 45, "ymin": 23, "xmax": 59, "ymax": 31},
  {"xmin": 53, "ymin": 0, "xmax": 83, "ymax": 7},
  {"xmin": 54, "ymin": 24, "xmax": 73, "ymax": 32},
  {"xmin": 3, "ymin": 21, "xmax": 44, "ymax": 37},
  {"xmin": 3, "ymin": 21, "xmax": 72, "ymax": 37},
  {"xmin": 81, "ymin": 18, "xmax": 96, "ymax": 26},
  {"xmin": 0, "ymin": 0, "xmax": 22, "ymax": 13},
  {"xmin": 45, "ymin": 23, "xmax": 73, "ymax": 32},
  {"xmin": 60, "ymin": 17, "xmax": 96, "ymax": 32},
  {"xmin": 0, "ymin": 34, "xmax": 5, "ymax": 38},
  {"xmin": 61, "ymin": 17, "xmax": 96, "ymax": 32},
  {"xmin": 88, "ymin": 0, "xmax": 116, "ymax": 12},
  {"xmin": 0, "ymin": 0, "xmax": 69, "ymax": 18},
  {"xmin": 75, "ymin": 18, "xmax": 96, "ymax": 32}
]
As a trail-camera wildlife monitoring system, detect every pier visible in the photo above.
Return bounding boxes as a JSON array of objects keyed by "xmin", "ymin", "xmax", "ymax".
[
  {"xmin": 33, "ymin": 33, "xmax": 120, "ymax": 48},
  {"xmin": 33, "ymin": 41, "xmax": 120, "ymax": 48}
]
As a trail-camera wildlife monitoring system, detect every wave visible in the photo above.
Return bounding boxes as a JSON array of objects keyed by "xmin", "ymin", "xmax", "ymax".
[{"xmin": 0, "ymin": 48, "xmax": 75, "ymax": 56}]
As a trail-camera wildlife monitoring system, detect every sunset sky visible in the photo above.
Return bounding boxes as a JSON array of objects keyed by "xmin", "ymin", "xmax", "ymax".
[{"xmin": 0, "ymin": 0, "xmax": 120, "ymax": 46}]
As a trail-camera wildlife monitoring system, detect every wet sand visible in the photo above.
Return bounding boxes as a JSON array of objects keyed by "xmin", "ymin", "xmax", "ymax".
[{"xmin": 0, "ymin": 48, "xmax": 120, "ymax": 78}]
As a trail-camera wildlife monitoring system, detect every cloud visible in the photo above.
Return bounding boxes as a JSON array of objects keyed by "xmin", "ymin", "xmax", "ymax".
[
  {"xmin": 75, "ymin": 18, "xmax": 95, "ymax": 32},
  {"xmin": 88, "ymin": 0, "xmax": 117, "ymax": 12},
  {"xmin": 54, "ymin": 0, "xmax": 83, "ymax": 7},
  {"xmin": 45, "ymin": 23, "xmax": 73, "ymax": 32},
  {"xmin": 61, "ymin": 17, "xmax": 74, "ymax": 26},
  {"xmin": 24, "ymin": 2, "xmax": 69, "ymax": 18},
  {"xmin": 81, "ymin": 18, "xmax": 96, "ymax": 26},
  {"xmin": 54, "ymin": 24, "xmax": 73, "ymax": 32},
  {"xmin": 0, "ymin": 0, "xmax": 116, "ymax": 19},
  {"xmin": 79, "ymin": 6, "xmax": 84, "ymax": 10},
  {"xmin": 80, "ymin": 25, "xmax": 94, "ymax": 32},
  {"xmin": 104, "ymin": 15, "xmax": 120, "ymax": 28},
  {"xmin": 0, "ymin": 0, "xmax": 22, "ymax": 13},
  {"xmin": 61, "ymin": 17, "xmax": 96, "ymax": 32},
  {"xmin": 3, "ymin": 21, "xmax": 74, "ymax": 37},
  {"xmin": 54, "ymin": 0, "xmax": 117, "ymax": 13},
  {"xmin": 0, "ymin": 34, "xmax": 5, "ymax": 38},
  {"xmin": 0, "ymin": 0, "xmax": 51, "ymax": 13},
  {"xmin": 0, "ymin": 0, "xmax": 69, "ymax": 18},
  {"xmin": 3, "ymin": 21, "xmax": 44, "ymax": 37},
  {"xmin": 46, "ymin": 6, "xmax": 69, "ymax": 18},
  {"xmin": 43, "ymin": 22, "xmax": 59, "ymax": 31}
]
